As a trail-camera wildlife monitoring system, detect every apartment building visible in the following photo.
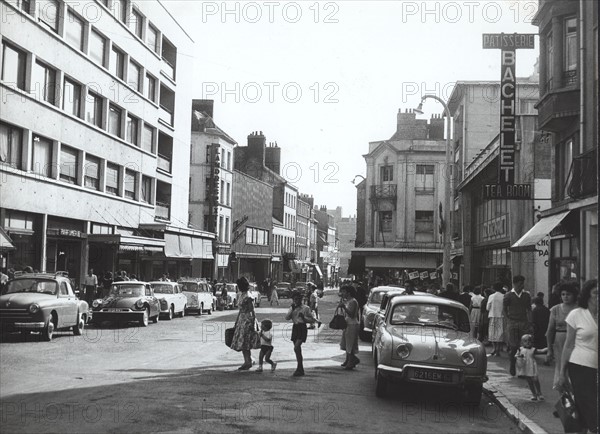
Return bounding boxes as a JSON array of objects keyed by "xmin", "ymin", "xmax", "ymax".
[{"xmin": 0, "ymin": 0, "xmax": 213, "ymax": 284}]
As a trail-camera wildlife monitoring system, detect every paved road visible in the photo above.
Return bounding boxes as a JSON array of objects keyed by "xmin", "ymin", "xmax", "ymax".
[{"xmin": 0, "ymin": 293, "xmax": 518, "ymax": 433}]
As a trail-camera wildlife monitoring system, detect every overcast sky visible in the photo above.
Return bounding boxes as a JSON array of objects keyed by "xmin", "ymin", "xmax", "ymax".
[{"xmin": 166, "ymin": 0, "xmax": 539, "ymax": 216}]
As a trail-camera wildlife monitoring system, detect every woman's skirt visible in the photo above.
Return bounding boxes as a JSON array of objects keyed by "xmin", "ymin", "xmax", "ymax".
[
  {"xmin": 552, "ymin": 331, "xmax": 566, "ymax": 389},
  {"xmin": 488, "ymin": 317, "xmax": 504, "ymax": 342},
  {"xmin": 340, "ymin": 323, "xmax": 360, "ymax": 354}
]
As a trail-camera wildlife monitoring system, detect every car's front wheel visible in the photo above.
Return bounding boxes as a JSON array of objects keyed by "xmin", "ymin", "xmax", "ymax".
[
  {"xmin": 140, "ymin": 308, "xmax": 149, "ymax": 327},
  {"xmin": 152, "ymin": 312, "xmax": 159, "ymax": 323},
  {"xmin": 73, "ymin": 315, "xmax": 85, "ymax": 336},
  {"xmin": 180, "ymin": 306, "xmax": 186, "ymax": 317},
  {"xmin": 208, "ymin": 304, "xmax": 213, "ymax": 315},
  {"xmin": 464, "ymin": 383, "xmax": 483, "ymax": 406},
  {"xmin": 42, "ymin": 317, "xmax": 54, "ymax": 341},
  {"xmin": 198, "ymin": 303, "xmax": 203, "ymax": 316},
  {"xmin": 166, "ymin": 306, "xmax": 173, "ymax": 321},
  {"xmin": 375, "ymin": 368, "xmax": 388, "ymax": 398}
]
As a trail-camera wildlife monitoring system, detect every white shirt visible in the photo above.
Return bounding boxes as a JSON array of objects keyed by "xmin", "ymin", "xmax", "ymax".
[
  {"xmin": 487, "ymin": 292, "xmax": 504, "ymax": 318},
  {"xmin": 260, "ymin": 330, "xmax": 273, "ymax": 346},
  {"xmin": 566, "ymin": 308, "xmax": 598, "ymax": 369}
]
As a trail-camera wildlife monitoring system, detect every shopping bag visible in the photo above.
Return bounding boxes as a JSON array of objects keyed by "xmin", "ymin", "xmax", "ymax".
[
  {"xmin": 554, "ymin": 392, "xmax": 582, "ymax": 433},
  {"xmin": 329, "ymin": 307, "xmax": 347, "ymax": 330},
  {"xmin": 225, "ymin": 327, "xmax": 235, "ymax": 348},
  {"xmin": 251, "ymin": 319, "xmax": 261, "ymax": 349}
]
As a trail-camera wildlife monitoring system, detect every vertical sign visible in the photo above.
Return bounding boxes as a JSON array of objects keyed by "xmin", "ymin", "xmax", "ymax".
[{"xmin": 482, "ymin": 33, "xmax": 535, "ymax": 200}]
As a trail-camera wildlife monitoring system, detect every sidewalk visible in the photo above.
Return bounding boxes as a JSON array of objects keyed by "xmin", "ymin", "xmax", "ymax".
[{"xmin": 483, "ymin": 347, "xmax": 564, "ymax": 434}]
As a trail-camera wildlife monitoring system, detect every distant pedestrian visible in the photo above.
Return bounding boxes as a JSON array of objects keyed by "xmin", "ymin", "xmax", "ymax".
[
  {"xmin": 458, "ymin": 285, "xmax": 473, "ymax": 308},
  {"xmin": 478, "ymin": 286, "xmax": 493, "ymax": 343},
  {"xmin": 338, "ymin": 284, "xmax": 360, "ymax": 370},
  {"xmin": 531, "ymin": 297, "xmax": 550, "ymax": 349},
  {"xmin": 503, "ymin": 275, "xmax": 533, "ymax": 376},
  {"xmin": 515, "ymin": 334, "xmax": 544, "ymax": 401},
  {"xmin": 101, "ymin": 271, "xmax": 113, "ymax": 298},
  {"xmin": 285, "ymin": 290, "xmax": 317, "ymax": 376},
  {"xmin": 83, "ymin": 268, "xmax": 98, "ymax": 304},
  {"xmin": 545, "ymin": 281, "xmax": 578, "ymax": 389},
  {"xmin": 470, "ymin": 286, "xmax": 484, "ymax": 339},
  {"xmin": 440, "ymin": 283, "xmax": 459, "ymax": 302},
  {"xmin": 256, "ymin": 319, "xmax": 277, "ymax": 373},
  {"xmin": 487, "ymin": 282, "xmax": 505, "ymax": 356},
  {"xmin": 308, "ymin": 283, "xmax": 319, "ymax": 327},
  {"xmin": 270, "ymin": 284, "xmax": 279, "ymax": 306}
]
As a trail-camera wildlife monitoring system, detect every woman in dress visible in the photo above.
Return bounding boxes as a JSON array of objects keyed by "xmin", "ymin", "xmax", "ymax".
[
  {"xmin": 469, "ymin": 286, "xmax": 484, "ymax": 339},
  {"xmin": 230, "ymin": 277, "xmax": 256, "ymax": 370},
  {"xmin": 338, "ymin": 284, "xmax": 360, "ymax": 370},
  {"xmin": 546, "ymin": 282, "xmax": 578, "ymax": 389},
  {"xmin": 558, "ymin": 279, "xmax": 598, "ymax": 433}
]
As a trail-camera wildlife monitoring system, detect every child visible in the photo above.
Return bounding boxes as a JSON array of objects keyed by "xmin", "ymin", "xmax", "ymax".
[
  {"xmin": 256, "ymin": 319, "xmax": 277, "ymax": 373},
  {"xmin": 285, "ymin": 291, "xmax": 318, "ymax": 377},
  {"xmin": 516, "ymin": 334, "xmax": 544, "ymax": 401}
]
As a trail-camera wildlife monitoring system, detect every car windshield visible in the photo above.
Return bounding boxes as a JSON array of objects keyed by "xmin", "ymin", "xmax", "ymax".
[
  {"xmin": 110, "ymin": 284, "xmax": 145, "ymax": 297},
  {"xmin": 390, "ymin": 303, "xmax": 470, "ymax": 332},
  {"xmin": 180, "ymin": 283, "xmax": 199, "ymax": 292},
  {"xmin": 152, "ymin": 284, "xmax": 174, "ymax": 294},
  {"xmin": 368, "ymin": 291, "xmax": 385, "ymax": 304},
  {"xmin": 278, "ymin": 283, "xmax": 290, "ymax": 289},
  {"xmin": 6, "ymin": 279, "xmax": 58, "ymax": 295}
]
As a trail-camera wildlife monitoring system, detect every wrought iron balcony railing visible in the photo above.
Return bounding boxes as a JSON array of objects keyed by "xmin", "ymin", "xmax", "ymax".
[{"xmin": 370, "ymin": 184, "xmax": 397, "ymax": 199}]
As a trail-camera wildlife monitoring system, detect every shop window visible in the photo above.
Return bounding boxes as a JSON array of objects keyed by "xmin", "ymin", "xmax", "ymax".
[
  {"xmin": 108, "ymin": 104, "xmax": 122, "ymax": 138},
  {"xmin": 379, "ymin": 211, "xmax": 393, "ymax": 232},
  {"xmin": 65, "ymin": 9, "xmax": 85, "ymax": 52},
  {"xmin": 105, "ymin": 163, "xmax": 120, "ymax": 196},
  {"xmin": 1, "ymin": 41, "xmax": 27, "ymax": 90},
  {"xmin": 380, "ymin": 165, "xmax": 393, "ymax": 182},
  {"xmin": 32, "ymin": 135, "xmax": 53, "ymax": 177},
  {"xmin": 38, "ymin": 0, "xmax": 59, "ymax": 33},
  {"xmin": 62, "ymin": 77, "xmax": 81, "ymax": 118},
  {"xmin": 86, "ymin": 91, "xmax": 103, "ymax": 128},
  {"xmin": 124, "ymin": 169, "xmax": 137, "ymax": 200},
  {"xmin": 0, "ymin": 121, "xmax": 23, "ymax": 169},
  {"xmin": 89, "ymin": 30, "xmax": 107, "ymax": 67},
  {"xmin": 110, "ymin": 46, "xmax": 125, "ymax": 80},
  {"xmin": 32, "ymin": 60, "xmax": 57, "ymax": 105},
  {"xmin": 128, "ymin": 60, "xmax": 141, "ymax": 92},
  {"xmin": 84, "ymin": 154, "xmax": 100, "ymax": 190},
  {"xmin": 59, "ymin": 145, "xmax": 78, "ymax": 184}
]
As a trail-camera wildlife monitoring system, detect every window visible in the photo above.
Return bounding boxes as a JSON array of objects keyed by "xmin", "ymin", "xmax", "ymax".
[
  {"xmin": 106, "ymin": 163, "xmax": 120, "ymax": 196},
  {"xmin": 227, "ymin": 151, "xmax": 231, "ymax": 170},
  {"xmin": 556, "ymin": 138, "xmax": 574, "ymax": 200},
  {"xmin": 65, "ymin": 9, "xmax": 84, "ymax": 52},
  {"xmin": 62, "ymin": 77, "xmax": 81, "ymax": 117},
  {"xmin": 32, "ymin": 60, "xmax": 56, "ymax": 105},
  {"xmin": 86, "ymin": 91, "xmax": 103, "ymax": 128},
  {"xmin": 17, "ymin": 0, "xmax": 31, "ymax": 14},
  {"xmin": 0, "ymin": 121, "xmax": 23, "ymax": 168},
  {"xmin": 416, "ymin": 164, "xmax": 435, "ymax": 191},
  {"xmin": 205, "ymin": 177, "xmax": 211, "ymax": 199},
  {"xmin": 545, "ymin": 32, "xmax": 554, "ymax": 90},
  {"xmin": 1, "ymin": 41, "xmax": 27, "ymax": 90},
  {"xmin": 112, "ymin": 0, "xmax": 128, "ymax": 24},
  {"xmin": 226, "ymin": 183, "xmax": 230, "ymax": 206},
  {"xmin": 146, "ymin": 74, "xmax": 156, "ymax": 102},
  {"xmin": 161, "ymin": 37, "xmax": 177, "ymax": 80},
  {"xmin": 142, "ymin": 124, "xmax": 154, "ymax": 153},
  {"xmin": 89, "ymin": 30, "xmax": 107, "ymax": 67},
  {"xmin": 518, "ymin": 99, "xmax": 536, "ymax": 115},
  {"xmin": 147, "ymin": 24, "xmax": 159, "ymax": 53},
  {"xmin": 380, "ymin": 165, "xmax": 393, "ymax": 182},
  {"xmin": 219, "ymin": 216, "xmax": 224, "ymax": 242},
  {"xmin": 108, "ymin": 104, "xmax": 122, "ymax": 137},
  {"xmin": 110, "ymin": 46, "xmax": 125, "ymax": 80},
  {"xmin": 225, "ymin": 217, "xmax": 230, "ymax": 243},
  {"xmin": 128, "ymin": 60, "xmax": 141, "ymax": 92},
  {"xmin": 141, "ymin": 175, "xmax": 152, "ymax": 203},
  {"xmin": 126, "ymin": 114, "xmax": 138, "ymax": 146},
  {"xmin": 84, "ymin": 154, "xmax": 100, "ymax": 190},
  {"xmin": 38, "ymin": 0, "xmax": 59, "ymax": 33},
  {"xmin": 129, "ymin": 8, "xmax": 143, "ymax": 38},
  {"xmin": 564, "ymin": 17, "xmax": 577, "ymax": 85},
  {"xmin": 124, "ymin": 169, "xmax": 137, "ymax": 199},
  {"xmin": 59, "ymin": 145, "xmax": 78, "ymax": 184},
  {"xmin": 220, "ymin": 180, "xmax": 225, "ymax": 204},
  {"xmin": 32, "ymin": 135, "xmax": 52, "ymax": 177},
  {"xmin": 415, "ymin": 211, "xmax": 434, "ymax": 233}
]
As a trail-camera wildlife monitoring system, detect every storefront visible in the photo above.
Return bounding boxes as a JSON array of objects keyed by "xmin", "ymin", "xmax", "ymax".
[
  {"xmin": 46, "ymin": 216, "xmax": 86, "ymax": 285},
  {"xmin": 1, "ymin": 209, "xmax": 41, "ymax": 272}
]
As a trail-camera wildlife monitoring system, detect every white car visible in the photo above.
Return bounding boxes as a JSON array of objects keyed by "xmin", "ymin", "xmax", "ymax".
[
  {"xmin": 179, "ymin": 280, "xmax": 214, "ymax": 315},
  {"xmin": 248, "ymin": 283, "xmax": 262, "ymax": 307},
  {"xmin": 149, "ymin": 282, "xmax": 187, "ymax": 320}
]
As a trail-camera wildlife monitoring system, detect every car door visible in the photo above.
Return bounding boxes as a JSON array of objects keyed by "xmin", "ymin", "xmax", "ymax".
[
  {"xmin": 146, "ymin": 284, "xmax": 159, "ymax": 316},
  {"xmin": 58, "ymin": 281, "xmax": 78, "ymax": 327},
  {"xmin": 175, "ymin": 285, "xmax": 186, "ymax": 312}
]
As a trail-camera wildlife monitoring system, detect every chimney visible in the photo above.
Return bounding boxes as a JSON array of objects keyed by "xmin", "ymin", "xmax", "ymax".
[{"xmin": 247, "ymin": 130, "xmax": 267, "ymax": 166}]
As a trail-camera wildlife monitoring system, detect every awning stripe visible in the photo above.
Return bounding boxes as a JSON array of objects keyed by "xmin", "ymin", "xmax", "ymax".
[{"xmin": 510, "ymin": 211, "xmax": 571, "ymax": 252}]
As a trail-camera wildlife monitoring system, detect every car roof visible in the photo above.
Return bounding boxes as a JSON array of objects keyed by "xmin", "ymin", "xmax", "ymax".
[
  {"xmin": 10, "ymin": 273, "xmax": 69, "ymax": 281},
  {"xmin": 372, "ymin": 286, "xmax": 405, "ymax": 293},
  {"xmin": 390, "ymin": 294, "xmax": 468, "ymax": 311},
  {"xmin": 112, "ymin": 281, "xmax": 147, "ymax": 285},
  {"xmin": 148, "ymin": 281, "xmax": 177, "ymax": 285}
]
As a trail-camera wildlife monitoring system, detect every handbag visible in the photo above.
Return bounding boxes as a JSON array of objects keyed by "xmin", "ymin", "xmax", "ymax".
[
  {"xmin": 329, "ymin": 307, "xmax": 347, "ymax": 330},
  {"xmin": 225, "ymin": 327, "xmax": 235, "ymax": 348},
  {"xmin": 555, "ymin": 391, "xmax": 582, "ymax": 433},
  {"xmin": 251, "ymin": 319, "xmax": 262, "ymax": 349}
]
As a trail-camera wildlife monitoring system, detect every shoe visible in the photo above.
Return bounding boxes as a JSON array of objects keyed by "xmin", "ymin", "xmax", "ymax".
[
  {"xmin": 530, "ymin": 396, "xmax": 538, "ymax": 401},
  {"xmin": 344, "ymin": 363, "xmax": 356, "ymax": 370},
  {"xmin": 292, "ymin": 370, "xmax": 305, "ymax": 377},
  {"xmin": 237, "ymin": 363, "xmax": 251, "ymax": 371},
  {"xmin": 317, "ymin": 321, "xmax": 322, "ymax": 328},
  {"xmin": 352, "ymin": 355, "xmax": 361, "ymax": 365},
  {"xmin": 271, "ymin": 362, "xmax": 277, "ymax": 372},
  {"xmin": 538, "ymin": 395, "xmax": 545, "ymax": 401},
  {"xmin": 256, "ymin": 366, "xmax": 263, "ymax": 373},
  {"xmin": 341, "ymin": 361, "xmax": 348, "ymax": 367}
]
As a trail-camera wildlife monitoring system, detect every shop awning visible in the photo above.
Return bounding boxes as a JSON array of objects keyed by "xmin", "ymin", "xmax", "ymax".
[
  {"xmin": 164, "ymin": 234, "xmax": 213, "ymax": 259},
  {"xmin": 510, "ymin": 211, "xmax": 571, "ymax": 252},
  {"xmin": 314, "ymin": 264, "xmax": 323, "ymax": 278},
  {"xmin": 0, "ymin": 227, "xmax": 15, "ymax": 251},
  {"xmin": 88, "ymin": 234, "xmax": 165, "ymax": 253}
]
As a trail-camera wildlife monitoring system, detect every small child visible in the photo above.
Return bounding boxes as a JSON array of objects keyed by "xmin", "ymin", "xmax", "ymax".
[
  {"xmin": 516, "ymin": 334, "xmax": 544, "ymax": 401},
  {"xmin": 256, "ymin": 319, "xmax": 277, "ymax": 373}
]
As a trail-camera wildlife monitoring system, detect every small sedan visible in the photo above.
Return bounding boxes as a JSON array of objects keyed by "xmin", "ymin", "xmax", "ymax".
[
  {"xmin": 214, "ymin": 283, "xmax": 239, "ymax": 310},
  {"xmin": 372, "ymin": 295, "xmax": 487, "ymax": 405},
  {"xmin": 91, "ymin": 282, "xmax": 160, "ymax": 327},
  {"xmin": 360, "ymin": 286, "xmax": 405, "ymax": 342},
  {"xmin": 275, "ymin": 282, "xmax": 292, "ymax": 299},
  {"xmin": 180, "ymin": 280, "xmax": 215, "ymax": 315},
  {"xmin": 149, "ymin": 282, "xmax": 187, "ymax": 320}
]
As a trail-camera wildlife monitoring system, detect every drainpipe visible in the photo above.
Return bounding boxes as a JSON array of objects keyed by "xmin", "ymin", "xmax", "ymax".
[{"xmin": 579, "ymin": 0, "xmax": 585, "ymax": 154}]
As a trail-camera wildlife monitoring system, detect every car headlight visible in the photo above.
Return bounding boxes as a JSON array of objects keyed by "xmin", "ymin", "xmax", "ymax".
[
  {"xmin": 29, "ymin": 303, "xmax": 40, "ymax": 314},
  {"xmin": 135, "ymin": 299, "xmax": 145, "ymax": 309},
  {"xmin": 92, "ymin": 299, "xmax": 101, "ymax": 308},
  {"xmin": 461, "ymin": 351, "xmax": 475, "ymax": 366},
  {"xmin": 396, "ymin": 343, "xmax": 412, "ymax": 359}
]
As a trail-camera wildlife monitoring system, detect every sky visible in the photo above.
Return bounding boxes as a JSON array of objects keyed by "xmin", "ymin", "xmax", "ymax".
[{"xmin": 166, "ymin": 0, "xmax": 539, "ymax": 216}]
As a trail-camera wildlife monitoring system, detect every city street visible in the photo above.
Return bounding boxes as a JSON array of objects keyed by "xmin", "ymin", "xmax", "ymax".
[{"xmin": 0, "ymin": 292, "xmax": 517, "ymax": 433}]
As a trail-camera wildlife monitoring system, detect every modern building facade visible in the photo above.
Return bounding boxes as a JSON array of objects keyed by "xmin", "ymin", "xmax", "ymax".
[{"xmin": 0, "ymin": 0, "xmax": 213, "ymax": 284}]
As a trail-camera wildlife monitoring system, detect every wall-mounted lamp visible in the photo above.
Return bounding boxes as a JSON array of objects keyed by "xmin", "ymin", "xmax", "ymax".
[{"xmin": 351, "ymin": 175, "xmax": 365, "ymax": 185}]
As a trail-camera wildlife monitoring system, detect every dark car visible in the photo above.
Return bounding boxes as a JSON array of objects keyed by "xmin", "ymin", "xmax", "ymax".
[
  {"xmin": 0, "ymin": 272, "xmax": 89, "ymax": 341},
  {"xmin": 91, "ymin": 282, "xmax": 160, "ymax": 327},
  {"xmin": 275, "ymin": 282, "xmax": 292, "ymax": 299}
]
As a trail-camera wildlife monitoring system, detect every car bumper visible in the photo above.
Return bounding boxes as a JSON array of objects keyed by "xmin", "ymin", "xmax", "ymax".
[
  {"xmin": 92, "ymin": 310, "xmax": 144, "ymax": 322},
  {"xmin": 377, "ymin": 363, "xmax": 486, "ymax": 386},
  {"xmin": 6, "ymin": 322, "xmax": 46, "ymax": 330}
]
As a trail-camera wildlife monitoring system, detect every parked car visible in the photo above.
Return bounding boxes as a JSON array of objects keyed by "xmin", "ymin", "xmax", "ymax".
[
  {"xmin": 275, "ymin": 282, "xmax": 292, "ymax": 299},
  {"xmin": 149, "ymin": 281, "xmax": 187, "ymax": 320},
  {"xmin": 214, "ymin": 283, "xmax": 239, "ymax": 310},
  {"xmin": 179, "ymin": 280, "xmax": 214, "ymax": 315},
  {"xmin": 0, "ymin": 272, "xmax": 88, "ymax": 341},
  {"xmin": 360, "ymin": 286, "xmax": 405, "ymax": 342},
  {"xmin": 372, "ymin": 294, "xmax": 487, "ymax": 404},
  {"xmin": 91, "ymin": 282, "xmax": 160, "ymax": 327},
  {"xmin": 248, "ymin": 283, "xmax": 261, "ymax": 307}
]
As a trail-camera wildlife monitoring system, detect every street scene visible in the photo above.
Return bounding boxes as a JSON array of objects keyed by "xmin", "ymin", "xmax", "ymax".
[{"xmin": 0, "ymin": 0, "xmax": 598, "ymax": 433}]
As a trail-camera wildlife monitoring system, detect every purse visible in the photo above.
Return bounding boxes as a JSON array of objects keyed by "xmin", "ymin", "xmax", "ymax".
[
  {"xmin": 555, "ymin": 391, "xmax": 582, "ymax": 433},
  {"xmin": 225, "ymin": 327, "xmax": 235, "ymax": 348},
  {"xmin": 329, "ymin": 307, "xmax": 347, "ymax": 330}
]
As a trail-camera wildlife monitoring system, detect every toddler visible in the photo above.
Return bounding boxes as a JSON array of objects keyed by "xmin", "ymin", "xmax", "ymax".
[
  {"xmin": 256, "ymin": 319, "xmax": 277, "ymax": 372},
  {"xmin": 516, "ymin": 334, "xmax": 544, "ymax": 401}
]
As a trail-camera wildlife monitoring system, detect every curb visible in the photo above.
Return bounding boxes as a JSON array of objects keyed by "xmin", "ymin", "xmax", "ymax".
[{"xmin": 483, "ymin": 383, "xmax": 548, "ymax": 434}]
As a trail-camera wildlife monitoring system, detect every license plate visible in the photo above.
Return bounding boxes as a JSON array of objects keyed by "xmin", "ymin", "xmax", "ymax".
[
  {"xmin": 411, "ymin": 368, "xmax": 453, "ymax": 383},
  {"xmin": 105, "ymin": 308, "xmax": 126, "ymax": 312}
]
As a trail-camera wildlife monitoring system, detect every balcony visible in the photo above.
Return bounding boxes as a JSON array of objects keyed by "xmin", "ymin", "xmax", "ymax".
[
  {"xmin": 155, "ymin": 202, "xmax": 171, "ymax": 221},
  {"xmin": 157, "ymin": 153, "xmax": 171, "ymax": 173},
  {"xmin": 370, "ymin": 184, "xmax": 397, "ymax": 199},
  {"xmin": 568, "ymin": 148, "xmax": 597, "ymax": 199},
  {"xmin": 537, "ymin": 87, "xmax": 579, "ymax": 132},
  {"xmin": 159, "ymin": 105, "xmax": 174, "ymax": 127}
]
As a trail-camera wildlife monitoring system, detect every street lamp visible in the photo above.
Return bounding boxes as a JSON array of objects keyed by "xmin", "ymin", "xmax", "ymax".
[
  {"xmin": 351, "ymin": 174, "xmax": 366, "ymax": 184},
  {"xmin": 415, "ymin": 95, "xmax": 453, "ymax": 288}
]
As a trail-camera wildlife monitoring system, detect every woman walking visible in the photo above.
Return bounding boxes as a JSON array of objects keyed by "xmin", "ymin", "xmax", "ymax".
[
  {"xmin": 487, "ymin": 281, "xmax": 505, "ymax": 356},
  {"xmin": 469, "ymin": 286, "xmax": 484, "ymax": 339},
  {"xmin": 230, "ymin": 277, "xmax": 256, "ymax": 370},
  {"xmin": 338, "ymin": 284, "xmax": 360, "ymax": 370},
  {"xmin": 558, "ymin": 279, "xmax": 598, "ymax": 433}
]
